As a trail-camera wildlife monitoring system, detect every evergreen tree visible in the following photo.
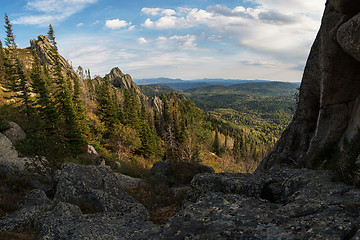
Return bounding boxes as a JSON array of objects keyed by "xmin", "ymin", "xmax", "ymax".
[
  {"xmin": 47, "ymin": 25, "xmax": 85, "ymax": 154},
  {"xmin": 212, "ymin": 131, "xmax": 220, "ymax": 156},
  {"xmin": 3, "ymin": 13, "xmax": 32, "ymax": 115},
  {"xmin": 0, "ymin": 40, "xmax": 5, "ymax": 84},
  {"xmin": 30, "ymin": 53, "xmax": 58, "ymax": 127},
  {"xmin": 96, "ymin": 80, "xmax": 118, "ymax": 129}
]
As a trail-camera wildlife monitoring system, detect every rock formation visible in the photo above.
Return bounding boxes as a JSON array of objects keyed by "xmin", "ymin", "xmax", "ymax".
[
  {"xmin": 258, "ymin": 0, "xmax": 360, "ymax": 170},
  {"xmin": 30, "ymin": 35, "xmax": 73, "ymax": 74}
]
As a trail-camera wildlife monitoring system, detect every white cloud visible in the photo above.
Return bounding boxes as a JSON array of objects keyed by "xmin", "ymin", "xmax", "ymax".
[
  {"xmin": 153, "ymin": 35, "xmax": 197, "ymax": 50},
  {"xmin": 141, "ymin": 3, "xmax": 325, "ymax": 65},
  {"xmin": 105, "ymin": 19, "xmax": 129, "ymax": 29},
  {"xmin": 13, "ymin": 0, "xmax": 97, "ymax": 25},
  {"xmin": 137, "ymin": 37, "xmax": 148, "ymax": 44},
  {"xmin": 76, "ymin": 23, "xmax": 84, "ymax": 27},
  {"xmin": 142, "ymin": 7, "xmax": 176, "ymax": 16},
  {"xmin": 142, "ymin": 7, "xmax": 162, "ymax": 16}
]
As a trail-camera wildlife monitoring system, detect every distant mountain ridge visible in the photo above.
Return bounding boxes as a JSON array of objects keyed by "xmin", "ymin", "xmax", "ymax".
[{"xmin": 134, "ymin": 77, "xmax": 294, "ymax": 90}]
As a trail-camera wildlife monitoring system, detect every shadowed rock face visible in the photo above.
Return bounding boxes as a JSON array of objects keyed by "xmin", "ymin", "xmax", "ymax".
[{"xmin": 258, "ymin": 0, "xmax": 360, "ymax": 171}]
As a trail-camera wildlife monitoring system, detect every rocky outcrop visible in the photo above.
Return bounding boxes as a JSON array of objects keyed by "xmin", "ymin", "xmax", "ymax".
[
  {"xmin": 30, "ymin": 35, "xmax": 73, "ymax": 74},
  {"xmin": 258, "ymin": 0, "xmax": 360, "ymax": 170},
  {"xmin": 0, "ymin": 162, "xmax": 155, "ymax": 239},
  {"xmin": 158, "ymin": 168, "xmax": 360, "ymax": 239},
  {"xmin": 2, "ymin": 162, "xmax": 360, "ymax": 239},
  {"xmin": 0, "ymin": 133, "xmax": 18, "ymax": 158},
  {"xmin": 54, "ymin": 163, "xmax": 149, "ymax": 218},
  {"xmin": 2, "ymin": 122, "xmax": 26, "ymax": 144},
  {"xmin": 105, "ymin": 67, "xmax": 136, "ymax": 90}
]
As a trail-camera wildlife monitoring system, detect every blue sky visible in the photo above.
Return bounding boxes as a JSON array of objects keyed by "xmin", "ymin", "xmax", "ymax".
[{"xmin": 1, "ymin": 0, "xmax": 326, "ymax": 81}]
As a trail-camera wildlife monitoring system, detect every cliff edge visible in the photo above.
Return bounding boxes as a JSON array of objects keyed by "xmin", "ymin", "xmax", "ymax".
[{"xmin": 258, "ymin": 0, "xmax": 360, "ymax": 171}]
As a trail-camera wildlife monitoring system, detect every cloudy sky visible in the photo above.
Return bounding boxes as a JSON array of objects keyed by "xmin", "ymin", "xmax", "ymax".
[{"xmin": 1, "ymin": 0, "xmax": 326, "ymax": 82}]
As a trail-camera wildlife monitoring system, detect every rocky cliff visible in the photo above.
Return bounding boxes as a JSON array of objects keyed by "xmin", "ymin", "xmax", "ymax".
[
  {"xmin": 258, "ymin": 0, "xmax": 360, "ymax": 171},
  {"xmin": 30, "ymin": 35, "xmax": 73, "ymax": 75}
]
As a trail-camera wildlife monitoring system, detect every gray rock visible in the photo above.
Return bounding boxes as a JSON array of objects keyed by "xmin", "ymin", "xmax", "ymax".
[
  {"xmin": 151, "ymin": 160, "xmax": 215, "ymax": 187},
  {"xmin": 330, "ymin": 0, "xmax": 360, "ymax": 14},
  {"xmin": 30, "ymin": 35, "xmax": 73, "ymax": 75},
  {"xmin": 257, "ymin": 0, "xmax": 360, "ymax": 171},
  {"xmin": 114, "ymin": 172, "xmax": 143, "ymax": 188},
  {"xmin": 188, "ymin": 172, "xmax": 263, "ymax": 202},
  {"xmin": 159, "ymin": 168, "xmax": 360, "ymax": 239},
  {"xmin": 35, "ymin": 203, "xmax": 160, "ymax": 240},
  {"xmin": 0, "ymin": 190, "xmax": 52, "ymax": 232},
  {"xmin": 151, "ymin": 161, "xmax": 170, "ymax": 185},
  {"xmin": 1, "ymin": 121, "xmax": 26, "ymax": 144},
  {"xmin": 54, "ymin": 162, "xmax": 149, "ymax": 219},
  {"xmin": 0, "ymin": 133, "xmax": 18, "ymax": 158}
]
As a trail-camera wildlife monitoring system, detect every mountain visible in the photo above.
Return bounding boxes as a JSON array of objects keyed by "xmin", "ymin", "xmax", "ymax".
[
  {"xmin": 134, "ymin": 77, "xmax": 280, "ymax": 90},
  {"xmin": 139, "ymin": 84, "xmax": 179, "ymax": 98}
]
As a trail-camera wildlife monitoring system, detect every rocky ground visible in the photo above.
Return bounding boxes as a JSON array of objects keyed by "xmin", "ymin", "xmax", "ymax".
[
  {"xmin": 0, "ymin": 121, "xmax": 360, "ymax": 239},
  {"xmin": 1, "ymin": 159, "xmax": 360, "ymax": 239}
]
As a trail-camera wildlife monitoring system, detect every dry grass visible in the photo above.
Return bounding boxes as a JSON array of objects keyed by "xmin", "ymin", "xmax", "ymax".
[
  {"xmin": 0, "ymin": 174, "xmax": 32, "ymax": 218},
  {"xmin": 0, "ymin": 228, "xmax": 38, "ymax": 240},
  {"xmin": 201, "ymin": 151, "xmax": 258, "ymax": 173},
  {"xmin": 126, "ymin": 182, "xmax": 183, "ymax": 225}
]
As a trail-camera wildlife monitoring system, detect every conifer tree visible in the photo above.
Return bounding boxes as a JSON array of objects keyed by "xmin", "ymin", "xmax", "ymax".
[
  {"xmin": 212, "ymin": 131, "xmax": 220, "ymax": 156},
  {"xmin": 47, "ymin": 25, "xmax": 85, "ymax": 153},
  {"xmin": 30, "ymin": 54, "xmax": 58, "ymax": 127},
  {"xmin": 3, "ymin": 13, "xmax": 32, "ymax": 115},
  {"xmin": 0, "ymin": 40, "xmax": 5, "ymax": 84}
]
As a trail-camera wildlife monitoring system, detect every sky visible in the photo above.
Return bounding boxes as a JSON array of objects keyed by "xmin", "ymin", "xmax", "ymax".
[{"xmin": 1, "ymin": 0, "xmax": 326, "ymax": 82}]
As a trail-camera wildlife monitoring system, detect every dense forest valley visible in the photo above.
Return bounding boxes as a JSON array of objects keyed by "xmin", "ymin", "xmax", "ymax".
[
  {"xmin": 0, "ymin": 17, "xmax": 298, "ymax": 176},
  {"xmin": 0, "ymin": 15, "xmax": 298, "ymax": 238}
]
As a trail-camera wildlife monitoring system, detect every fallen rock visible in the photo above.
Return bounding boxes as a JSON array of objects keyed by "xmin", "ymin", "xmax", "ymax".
[
  {"xmin": 1, "ymin": 122, "xmax": 26, "ymax": 144},
  {"xmin": 0, "ymin": 133, "xmax": 18, "ymax": 158},
  {"xmin": 54, "ymin": 163, "xmax": 149, "ymax": 219},
  {"xmin": 0, "ymin": 189, "xmax": 53, "ymax": 232},
  {"xmin": 159, "ymin": 168, "xmax": 360, "ymax": 239},
  {"xmin": 34, "ymin": 202, "xmax": 160, "ymax": 240},
  {"xmin": 114, "ymin": 172, "xmax": 143, "ymax": 188}
]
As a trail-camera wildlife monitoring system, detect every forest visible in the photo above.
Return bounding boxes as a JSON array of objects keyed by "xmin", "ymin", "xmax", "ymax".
[{"xmin": 0, "ymin": 13, "xmax": 297, "ymax": 179}]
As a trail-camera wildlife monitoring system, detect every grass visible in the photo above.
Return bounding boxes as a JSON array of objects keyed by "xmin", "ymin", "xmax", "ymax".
[
  {"xmin": 0, "ymin": 173, "xmax": 32, "ymax": 218},
  {"xmin": 0, "ymin": 228, "xmax": 38, "ymax": 240},
  {"xmin": 126, "ymin": 181, "xmax": 183, "ymax": 225},
  {"xmin": 0, "ymin": 173, "xmax": 38, "ymax": 240}
]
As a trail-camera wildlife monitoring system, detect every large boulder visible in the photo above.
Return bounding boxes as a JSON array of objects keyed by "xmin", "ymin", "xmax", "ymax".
[
  {"xmin": 1, "ymin": 122, "xmax": 26, "ymax": 144},
  {"xmin": 0, "ymin": 189, "xmax": 53, "ymax": 232},
  {"xmin": 34, "ymin": 202, "xmax": 160, "ymax": 240},
  {"xmin": 54, "ymin": 162, "xmax": 149, "ymax": 219},
  {"xmin": 158, "ymin": 168, "xmax": 359, "ymax": 239},
  {"xmin": 0, "ymin": 133, "xmax": 18, "ymax": 158},
  {"xmin": 258, "ymin": 0, "xmax": 360, "ymax": 171}
]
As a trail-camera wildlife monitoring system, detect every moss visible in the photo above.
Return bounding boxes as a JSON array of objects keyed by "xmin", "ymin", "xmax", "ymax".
[
  {"xmin": 0, "ymin": 118, "xmax": 10, "ymax": 131},
  {"xmin": 310, "ymin": 130, "xmax": 360, "ymax": 186}
]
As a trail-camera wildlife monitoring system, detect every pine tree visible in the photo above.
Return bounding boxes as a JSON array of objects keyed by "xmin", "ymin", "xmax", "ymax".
[
  {"xmin": 0, "ymin": 40, "xmax": 5, "ymax": 84},
  {"xmin": 47, "ymin": 25, "xmax": 85, "ymax": 154},
  {"xmin": 212, "ymin": 131, "xmax": 220, "ymax": 156},
  {"xmin": 3, "ymin": 13, "xmax": 32, "ymax": 115},
  {"xmin": 31, "ymin": 54, "xmax": 59, "ymax": 127}
]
